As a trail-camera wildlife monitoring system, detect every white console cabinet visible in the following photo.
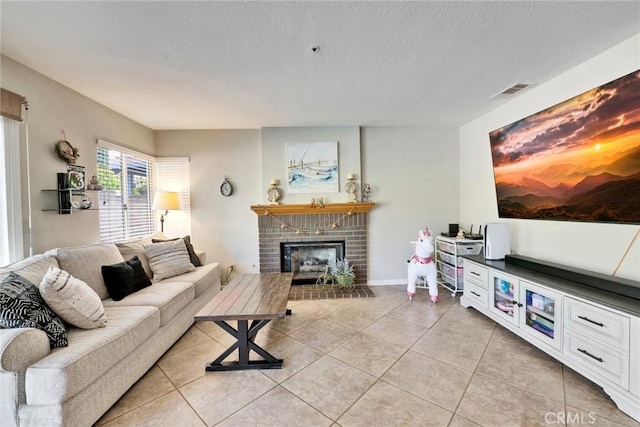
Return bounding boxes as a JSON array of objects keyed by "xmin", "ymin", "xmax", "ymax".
[{"xmin": 461, "ymin": 257, "xmax": 640, "ymax": 422}]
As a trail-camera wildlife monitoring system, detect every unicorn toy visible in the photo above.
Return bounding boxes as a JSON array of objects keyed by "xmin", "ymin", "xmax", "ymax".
[{"xmin": 407, "ymin": 227, "xmax": 439, "ymax": 302}]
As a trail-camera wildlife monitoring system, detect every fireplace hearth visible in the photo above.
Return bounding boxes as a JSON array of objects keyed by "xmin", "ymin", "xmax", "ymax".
[{"xmin": 281, "ymin": 241, "xmax": 345, "ymax": 284}]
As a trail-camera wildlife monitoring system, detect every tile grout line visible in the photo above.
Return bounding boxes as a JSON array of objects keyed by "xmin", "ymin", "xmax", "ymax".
[{"xmin": 444, "ymin": 322, "xmax": 498, "ymax": 427}]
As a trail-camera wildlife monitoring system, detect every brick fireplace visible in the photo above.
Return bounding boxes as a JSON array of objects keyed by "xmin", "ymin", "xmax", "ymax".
[{"xmin": 252, "ymin": 203, "xmax": 374, "ymax": 285}]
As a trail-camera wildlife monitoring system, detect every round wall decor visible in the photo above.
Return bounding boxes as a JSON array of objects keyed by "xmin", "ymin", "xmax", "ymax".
[{"xmin": 55, "ymin": 140, "xmax": 79, "ymax": 164}]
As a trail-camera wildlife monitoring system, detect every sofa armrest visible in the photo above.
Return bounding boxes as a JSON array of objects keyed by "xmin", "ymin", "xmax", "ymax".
[
  {"xmin": 195, "ymin": 250, "xmax": 206, "ymax": 265},
  {"xmin": 0, "ymin": 328, "xmax": 50, "ymax": 372}
]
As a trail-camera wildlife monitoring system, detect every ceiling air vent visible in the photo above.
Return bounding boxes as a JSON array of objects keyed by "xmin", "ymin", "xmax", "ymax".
[{"xmin": 492, "ymin": 82, "xmax": 533, "ymax": 99}]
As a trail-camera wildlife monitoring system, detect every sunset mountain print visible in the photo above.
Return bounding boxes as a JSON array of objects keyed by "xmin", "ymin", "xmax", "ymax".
[{"xmin": 489, "ymin": 70, "xmax": 640, "ymax": 223}]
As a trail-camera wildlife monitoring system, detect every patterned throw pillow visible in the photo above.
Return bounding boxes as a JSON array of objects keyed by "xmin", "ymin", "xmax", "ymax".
[
  {"xmin": 143, "ymin": 239, "xmax": 196, "ymax": 281},
  {"xmin": 0, "ymin": 273, "xmax": 68, "ymax": 348},
  {"xmin": 101, "ymin": 256, "xmax": 152, "ymax": 301},
  {"xmin": 151, "ymin": 235, "xmax": 202, "ymax": 267},
  {"xmin": 39, "ymin": 266, "xmax": 107, "ymax": 329}
]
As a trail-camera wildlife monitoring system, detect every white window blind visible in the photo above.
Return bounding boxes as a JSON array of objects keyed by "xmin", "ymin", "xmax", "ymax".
[
  {"xmin": 97, "ymin": 140, "xmax": 155, "ymax": 242},
  {"xmin": 0, "ymin": 117, "xmax": 24, "ymax": 265},
  {"xmin": 155, "ymin": 157, "xmax": 191, "ymax": 237}
]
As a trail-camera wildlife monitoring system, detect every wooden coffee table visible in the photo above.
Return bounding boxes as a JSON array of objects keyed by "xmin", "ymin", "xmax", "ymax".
[{"xmin": 194, "ymin": 273, "xmax": 292, "ymax": 371}]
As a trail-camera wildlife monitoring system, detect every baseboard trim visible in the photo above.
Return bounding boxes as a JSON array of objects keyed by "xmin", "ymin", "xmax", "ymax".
[{"xmin": 367, "ymin": 280, "xmax": 405, "ymax": 286}]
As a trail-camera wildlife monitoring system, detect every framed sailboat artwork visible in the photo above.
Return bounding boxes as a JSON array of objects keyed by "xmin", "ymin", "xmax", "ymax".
[{"xmin": 287, "ymin": 141, "xmax": 339, "ymax": 194}]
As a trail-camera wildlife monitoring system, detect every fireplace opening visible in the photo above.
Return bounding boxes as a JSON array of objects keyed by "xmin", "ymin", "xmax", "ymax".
[{"xmin": 280, "ymin": 241, "xmax": 345, "ymax": 284}]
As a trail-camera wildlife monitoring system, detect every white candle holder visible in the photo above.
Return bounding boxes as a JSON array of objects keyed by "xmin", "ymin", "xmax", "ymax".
[
  {"xmin": 345, "ymin": 175, "xmax": 358, "ymax": 203},
  {"xmin": 267, "ymin": 180, "xmax": 282, "ymax": 205}
]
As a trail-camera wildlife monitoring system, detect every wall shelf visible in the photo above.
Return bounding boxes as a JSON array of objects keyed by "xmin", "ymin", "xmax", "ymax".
[{"xmin": 41, "ymin": 187, "xmax": 98, "ymax": 213}]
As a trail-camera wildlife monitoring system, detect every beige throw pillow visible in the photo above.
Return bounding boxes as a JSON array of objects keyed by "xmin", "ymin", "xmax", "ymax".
[
  {"xmin": 39, "ymin": 265, "xmax": 108, "ymax": 329},
  {"xmin": 116, "ymin": 241, "xmax": 154, "ymax": 279},
  {"xmin": 144, "ymin": 239, "xmax": 196, "ymax": 281}
]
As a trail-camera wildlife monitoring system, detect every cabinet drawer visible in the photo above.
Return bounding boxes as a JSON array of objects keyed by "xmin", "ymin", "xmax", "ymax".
[
  {"xmin": 464, "ymin": 281, "xmax": 488, "ymax": 309},
  {"xmin": 464, "ymin": 262, "xmax": 488, "ymax": 287},
  {"xmin": 438, "ymin": 251, "xmax": 463, "ymax": 266},
  {"xmin": 564, "ymin": 297, "xmax": 629, "ymax": 351},
  {"xmin": 564, "ymin": 331, "xmax": 629, "ymax": 389},
  {"xmin": 437, "ymin": 240, "xmax": 456, "ymax": 254}
]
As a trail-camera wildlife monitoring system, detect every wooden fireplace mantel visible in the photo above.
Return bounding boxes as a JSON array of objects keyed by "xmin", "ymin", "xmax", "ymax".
[{"xmin": 251, "ymin": 202, "xmax": 375, "ymax": 215}]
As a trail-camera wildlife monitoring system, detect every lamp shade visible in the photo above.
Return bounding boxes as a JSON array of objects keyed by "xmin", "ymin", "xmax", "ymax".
[{"xmin": 152, "ymin": 191, "xmax": 180, "ymax": 211}]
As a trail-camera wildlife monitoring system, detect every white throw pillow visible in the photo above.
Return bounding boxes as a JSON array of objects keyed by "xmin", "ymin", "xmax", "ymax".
[
  {"xmin": 39, "ymin": 265, "xmax": 108, "ymax": 329},
  {"xmin": 144, "ymin": 239, "xmax": 196, "ymax": 281}
]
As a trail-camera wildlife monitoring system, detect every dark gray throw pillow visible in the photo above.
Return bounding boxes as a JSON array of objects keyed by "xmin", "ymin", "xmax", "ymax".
[
  {"xmin": 152, "ymin": 235, "xmax": 202, "ymax": 267},
  {"xmin": 101, "ymin": 256, "xmax": 152, "ymax": 301},
  {"xmin": 0, "ymin": 272, "xmax": 68, "ymax": 348}
]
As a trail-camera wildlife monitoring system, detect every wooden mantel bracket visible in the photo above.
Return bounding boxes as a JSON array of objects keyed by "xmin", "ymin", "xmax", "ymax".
[{"xmin": 251, "ymin": 202, "xmax": 375, "ymax": 215}]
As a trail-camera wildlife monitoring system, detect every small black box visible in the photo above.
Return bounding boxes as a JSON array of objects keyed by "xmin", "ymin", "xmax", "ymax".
[{"xmin": 448, "ymin": 223, "xmax": 459, "ymax": 234}]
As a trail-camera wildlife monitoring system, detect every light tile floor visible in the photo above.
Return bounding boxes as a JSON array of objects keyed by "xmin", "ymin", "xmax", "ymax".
[{"xmin": 95, "ymin": 285, "xmax": 640, "ymax": 427}]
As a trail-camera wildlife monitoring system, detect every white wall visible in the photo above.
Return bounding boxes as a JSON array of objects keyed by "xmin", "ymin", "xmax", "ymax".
[
  {"xmin": 154, "ymin": 129, "xmax": 262, "ymax": 275},
  {"xmin": 459, "ymin": 34, "xmax": 640, "ymax": 281},
  {"xmin": 155, "ymin": 126, "xmax": 459, "ymax": 285},
  {"xmin": 1, "ymin": 56, "xmax": 155, "ymax": 254},
  {"xmin": 261, "ymin": 126, "xmax": 361, "ymax": 205},
  {"xmin": 362, "ymin": 127, "xmax": 459, "ymax": 284}
]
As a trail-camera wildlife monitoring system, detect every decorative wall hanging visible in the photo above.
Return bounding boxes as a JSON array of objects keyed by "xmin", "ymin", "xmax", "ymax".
[
  {"xmin": 287, "ymin": 141, "xmax": 339, "ymax": 194},
  {"xmin": 54, "ymin": 130, "xmax": 79, "ymax": 164},
  {"xmin": 263, "ymin": 206, "xmax": 355, "ymax": 235},
  {"xmin": 67, "ymin": 165, "xmax": 85, "ymax": 194},
  {"xmin": 489, "ymin": 69, "xmax": 640, "ymax": 224}
]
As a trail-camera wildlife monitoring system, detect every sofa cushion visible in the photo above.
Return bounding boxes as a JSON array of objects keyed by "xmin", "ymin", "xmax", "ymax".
[
  {"xmin": 49, "ymin": 243, "xmax": 125, "ymax": 300},
  {"xmin": 154, "ymin": 262, "xmax": 220, "ymax": 298},
  {"xmin": 0, "ymin": 273, "xmax": 68, "ymax": 348},
  {"xmin": 144, "ymin": 240, "xmax": 196, "ymax": 281},
  {"xmin": 39, "ymin": 266, "xmax": 107, "ymax": 329},
  {"xmin": 152, "ymin": 235, "xmax": 202, "ymax": 267},
  {"xmin": 102, "ymin": 281, "xmax": 194, "ymax": 326},
  {"xmin": 101, "ymin": 256, "xmax": 152, "ymax": 301},
  {"xmin": 24, "ymin": 305, "xmax": 160, "ymax": 405},
  {"xmin": 0, "ymin": 254, "xmax": 59, "ymax": 285}
]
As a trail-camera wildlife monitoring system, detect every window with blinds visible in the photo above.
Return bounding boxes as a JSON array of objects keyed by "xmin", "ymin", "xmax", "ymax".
[
  {"xmin": 155, "ymin": 157, "xmax": 191, "ymax": 237},
  {"xmin": 97, "ymin": 141, "xmax": 155, "ymax": 242}
]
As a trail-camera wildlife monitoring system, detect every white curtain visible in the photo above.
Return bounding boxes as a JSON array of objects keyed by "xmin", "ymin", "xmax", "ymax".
[{"xmin": 0, "ymin": 117, "xmax": 24, "ymax": 265}]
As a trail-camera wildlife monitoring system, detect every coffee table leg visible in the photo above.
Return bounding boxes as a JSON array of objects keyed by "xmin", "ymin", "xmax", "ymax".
[
  {"xmin": 205, "ymin": 319, "xmax": 283, "ymax": 371},
  {"xmin": 237, "ymin": 320, "xmax": 249, "ymax": 365}
]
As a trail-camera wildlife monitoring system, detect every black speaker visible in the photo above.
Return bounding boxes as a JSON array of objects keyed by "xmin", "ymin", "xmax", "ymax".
[{"xmin": 448, "ymin": 223, "xmax": 459, "ymax": 234}]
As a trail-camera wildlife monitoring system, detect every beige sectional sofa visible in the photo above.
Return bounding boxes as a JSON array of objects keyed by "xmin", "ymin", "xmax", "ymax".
[{"xmin": 0, "ymin": 235, "xmax": 221, "ymax": 427}]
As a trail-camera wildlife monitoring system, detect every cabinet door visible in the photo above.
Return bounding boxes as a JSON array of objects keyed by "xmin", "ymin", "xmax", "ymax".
[
  {"xmin": 520, "ymin": 281, "xmax": 562, "ymax": 350},
  {"xmin": 489, "ymin": 271, "xmax": 520, "ymax": 325}
]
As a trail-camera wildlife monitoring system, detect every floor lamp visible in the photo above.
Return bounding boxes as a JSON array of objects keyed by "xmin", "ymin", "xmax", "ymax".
[{"xmin": 152, "ymin": 191, "xmax": 180, "ymax": 233}]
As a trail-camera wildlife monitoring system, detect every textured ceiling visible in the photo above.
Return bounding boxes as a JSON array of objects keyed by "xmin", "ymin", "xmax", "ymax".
[{"xmin": 1, "ymin": 1, "xmax": 638, "ymax": 130}]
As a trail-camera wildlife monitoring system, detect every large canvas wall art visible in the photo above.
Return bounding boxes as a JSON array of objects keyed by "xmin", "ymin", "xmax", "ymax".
[
  {"xmin": 287, "ymin": 142, "xmax": 339, "ymax": 194},
  {"xmin": 489, "ymin": 69, "xmax": 640, "ymax": 224}
]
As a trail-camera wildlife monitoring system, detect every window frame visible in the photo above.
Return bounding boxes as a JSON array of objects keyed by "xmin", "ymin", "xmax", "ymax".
[{"xmin": 96, "ymin": 139, "xmax": 156, "ymax": 242}]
